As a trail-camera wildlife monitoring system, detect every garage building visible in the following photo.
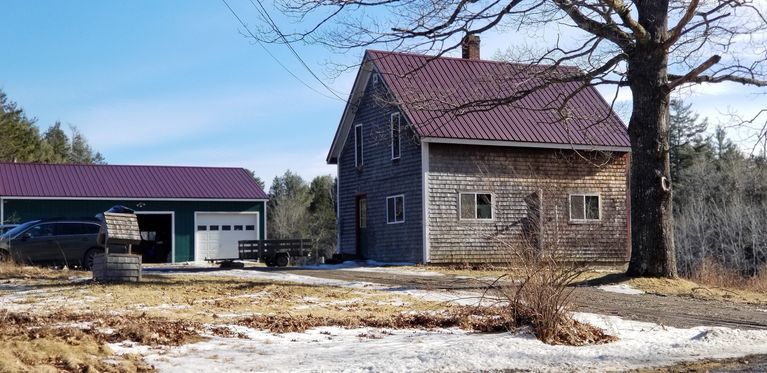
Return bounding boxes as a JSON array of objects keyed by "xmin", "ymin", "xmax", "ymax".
[{"xmin": 0, "ymin": 163, "xmax": 268, "ymax": 263}]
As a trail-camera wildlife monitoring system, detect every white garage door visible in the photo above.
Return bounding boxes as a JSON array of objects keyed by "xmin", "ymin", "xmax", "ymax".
[{"xmin": 195, "ymin": 212, "xmax": 259, "ymax": 260}]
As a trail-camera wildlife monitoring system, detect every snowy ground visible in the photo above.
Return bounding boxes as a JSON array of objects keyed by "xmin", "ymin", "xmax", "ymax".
[
  {"xmin": 110, "ymin": 315, "xmax": 767, "ymax": 373},
  {"xmin": 126, "ymin": 264, "xmax": 767, "ymax": 372}
]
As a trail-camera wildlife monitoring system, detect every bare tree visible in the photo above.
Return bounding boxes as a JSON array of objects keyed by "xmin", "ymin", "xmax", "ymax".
[{"xmin": 246, "ymin": 0, "xmax": 767, "ymax": 277}]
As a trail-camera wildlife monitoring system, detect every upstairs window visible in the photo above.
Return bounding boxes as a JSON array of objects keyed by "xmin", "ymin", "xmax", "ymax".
[
  {"xmin": 570, "ymin": 193, "xmax": 600, "ymax": 221},
  {"xmin": 460, "ymin": 193, "xmax": 493, "ymax": 220},
  {"xmin": 354, "ymin": 124, "xmax": 364, "ymax": 167},
  {"xmin": 391, "ymin": 113, "xmax": 401, "ymax": 160},
  {"xmin": 386, "ymin": 195, "xmax": 405, "ymax": 224}
]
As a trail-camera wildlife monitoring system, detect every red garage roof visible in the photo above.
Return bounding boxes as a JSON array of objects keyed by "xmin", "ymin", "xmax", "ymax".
[
  {"xmin": 367, "ymin": 50, "xmax": 629, "ymax": 148},
  {"xmin": 0, "ymin": 163, "xmax": 268, "ymax": 200}
]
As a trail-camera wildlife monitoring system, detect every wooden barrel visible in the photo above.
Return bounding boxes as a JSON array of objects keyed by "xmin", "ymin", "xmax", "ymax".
[{"xmin": 92, "ymin": 253, "xmax": 142, "ymax": 283}]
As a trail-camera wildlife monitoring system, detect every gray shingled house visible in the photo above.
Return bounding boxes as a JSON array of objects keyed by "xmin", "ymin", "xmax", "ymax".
[{"xmin": 327, "ymin": 38, "xmax": 631, "ymax": 264}]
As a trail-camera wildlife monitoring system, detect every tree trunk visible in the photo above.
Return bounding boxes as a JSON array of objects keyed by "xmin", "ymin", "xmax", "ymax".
[{"xmin": 626, "ymin": 1, "xmax": 678, "ymax": 278}]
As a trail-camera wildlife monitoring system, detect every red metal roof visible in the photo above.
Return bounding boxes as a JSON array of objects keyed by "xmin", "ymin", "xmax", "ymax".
[
  {"xmin": 366, "ymin": 50, "xmax": 630, "ymax": 149},
  {"xmin": 0, "ymin": 163, "xmax": 268, "ymax": 199}
]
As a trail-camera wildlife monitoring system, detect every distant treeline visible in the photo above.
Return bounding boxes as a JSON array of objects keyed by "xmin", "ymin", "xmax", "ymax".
[
  {"xmin": 670, "ymin": 99, "xmax": 767, "ymax": 277},
  {"xmin": 0, "ymin": 90, "xmax": 104, "ymax": 164},
  {"xmin": 263, "ymin": 170, "xmax": 336, "ymax": 258}
]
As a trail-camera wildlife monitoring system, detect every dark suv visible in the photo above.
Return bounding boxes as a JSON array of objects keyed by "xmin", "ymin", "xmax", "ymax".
[{"xmin": 0, "ymin": 218, "xmax": 106, "ymax": 269}]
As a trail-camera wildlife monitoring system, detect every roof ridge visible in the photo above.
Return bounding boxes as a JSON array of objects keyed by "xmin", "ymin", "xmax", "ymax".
[
  {"xmin": 0, "ymin": 162, "xmax": 247, "ymax": 171},
  {"xmin": 365, "ymin": 49, "xmax": 580, "ymax": 71}
]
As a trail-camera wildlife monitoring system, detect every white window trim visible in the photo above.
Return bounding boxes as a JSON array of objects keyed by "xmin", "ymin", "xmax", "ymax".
[
  {"xmin": 391, "ymin": 113, "xmax": 401, "ymax": 160},
  {"xmin": 354, "ymin": 123, "xmax": 364, "ymax": 167},
  {"xmin": 386, "ymin": 194, "xmax": 406, "ymax": 224},
  {"xmin": 568, "ymin": 192, "xmax": 602, "ymax": 223},
  {"xmin": 458, "ymin": 192, "xmax": 495, "ymax": 221}
]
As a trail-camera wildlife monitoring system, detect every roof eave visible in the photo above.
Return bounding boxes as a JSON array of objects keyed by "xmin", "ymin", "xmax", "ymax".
[
  {"xmin": 420, "ymin": 137, "xmax": 631, "ymax": 152},
  {"xmin": 326, "ymin": 54, "xmax": 376, "ymax": 164}
]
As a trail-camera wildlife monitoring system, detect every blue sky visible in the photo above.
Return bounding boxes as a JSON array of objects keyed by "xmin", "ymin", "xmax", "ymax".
[{"xmin": 2, "ymin": 1, "xmax": 765, "ymax": 189}]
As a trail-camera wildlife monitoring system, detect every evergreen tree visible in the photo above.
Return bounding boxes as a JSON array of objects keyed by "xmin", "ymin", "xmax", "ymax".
[
  {"xmin": 244, "ymin": 169, "xmax": 266, "ymax": 191},
  {"xmin": 0, "ymin": 90, "xmax": 105, "ymax": 164},
  {"xmin": 68, "ymin": 126, "xmax": 104, "ymax": 164},
  {"xmin": 669, "ymin": 99, "xmax": 708, "ymax": 182},
  {"xmin": 43, "ymin": 122, "xmax": 70, "ymax": 163},
  {"xmin": 0, "ymin": 91, "xmax": 43, "ymax": 162},
  {"xmin": 308, "ymin": 175, "xmax": 337, "ymax": 257}
]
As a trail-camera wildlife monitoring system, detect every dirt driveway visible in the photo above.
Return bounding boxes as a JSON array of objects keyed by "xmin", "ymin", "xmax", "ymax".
[{"xmin": 272, "ymin": 267, "xmax": 767, "ymax": 330}]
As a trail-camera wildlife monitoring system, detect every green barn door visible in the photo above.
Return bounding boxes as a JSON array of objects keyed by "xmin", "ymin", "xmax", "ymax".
[{"xmin": 355, "ymin": 195, "xmax": 367, "ymax": 258}]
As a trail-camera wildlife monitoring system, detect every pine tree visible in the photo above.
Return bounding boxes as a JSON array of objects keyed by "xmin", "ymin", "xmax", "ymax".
[
  {"xmin": 43, "ymin": 122, "xmax": 70, "ymax": 163},
  {"xmin": 669, "ymin": 99, "xmax": 708, "ymax": 182}
]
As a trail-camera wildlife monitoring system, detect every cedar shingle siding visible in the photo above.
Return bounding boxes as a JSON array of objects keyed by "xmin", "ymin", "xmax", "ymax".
[
  {"xmin": 426, "ymin": 144, "xmax": 629, "ymax": 264},
  {"xmin": 337, "ymin": 76, "xmax": 424, "ymax": 262}
]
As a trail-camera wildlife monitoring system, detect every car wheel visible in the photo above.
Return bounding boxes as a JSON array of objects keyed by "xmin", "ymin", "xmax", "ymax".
[
  {"xmin": 82, "ymin": 248, "xmax": 104, "ymax": 270},
  {"xmin": 274, "ymin": 253, "xmax": 289, "ymax": 267}
]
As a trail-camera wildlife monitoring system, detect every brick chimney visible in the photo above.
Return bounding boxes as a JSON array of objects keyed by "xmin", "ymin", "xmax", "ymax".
[{"xmin": 461, "ymin": 34, "xmax": 481, "ymax": 60}]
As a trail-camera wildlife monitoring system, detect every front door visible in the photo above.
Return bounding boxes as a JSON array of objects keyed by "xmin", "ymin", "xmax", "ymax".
[{"xmin": 355, "ymin": 195, "xmax": 367, "ymax": 258}]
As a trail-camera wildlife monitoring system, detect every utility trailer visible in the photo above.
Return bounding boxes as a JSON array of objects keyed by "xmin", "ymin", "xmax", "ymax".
[{"xmin": 207, "ymin": 239, "xmax": 313, "ymax": 268}]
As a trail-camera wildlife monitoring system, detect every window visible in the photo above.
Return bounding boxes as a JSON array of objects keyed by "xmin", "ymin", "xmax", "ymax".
[
  {"xmin": 27, "ymin": 224, "xmax": 54, "ymax": 238},
  {"xmin": 234, "ymin": 225, "xmax": 243, "ymax": 231},
  {"xmin": 245, "ymin": 225, "xmax": 255, "ymax": 231},
  {"xmin": 222, "ymin": 225, "xmax": 232, "ymax": 231},
  {"xmin": 354, "ymin": 124, "xmax": 364, "ymax": 167},
  {"xmin": 570, "ymin": 194, "xmax": 600, "ymax": 221},
  {"xmin": 386, "ymin": 195, "xmax": 405, "ymax": 224},
  {"xmin": 197, "ymin": 225, "xmax": 207, "ymax": 231},
  {"xmin": 460, "ymin": 193, "xmax": 493, "ymax": 220},
  {"xmin": 391, "ymin": 113, "xmax": 401, "ymax": 160},
  {"xmin": 209, "ymin": 225, "xmax": 220, "ymax": 231}
]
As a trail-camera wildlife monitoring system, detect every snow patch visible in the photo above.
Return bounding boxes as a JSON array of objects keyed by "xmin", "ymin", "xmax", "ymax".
[{"xmin": 598, "ymin": 283, "xmax": 645, "ymax": 295}]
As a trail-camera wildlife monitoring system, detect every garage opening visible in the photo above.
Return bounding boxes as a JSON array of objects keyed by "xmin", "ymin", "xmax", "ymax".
[{"xmin": 134, "ymin": 213, "xmax": 173, "ymax": 263}]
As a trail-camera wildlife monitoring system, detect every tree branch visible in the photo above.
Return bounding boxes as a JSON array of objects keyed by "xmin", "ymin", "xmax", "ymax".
[
  {"xmin": 552, "ymin": 0, "xmax": 634, "ymax": 51},
  {"xmin": 666, "ymin": 54, "xmax": 721, "ymax": 91},
  {"xmin": 602, "ymin": 0, "xmax": 649, "ymax": 42},
  {"xmin": 664, "ymin": 0, "xmax": 700, "ymax": 48}
]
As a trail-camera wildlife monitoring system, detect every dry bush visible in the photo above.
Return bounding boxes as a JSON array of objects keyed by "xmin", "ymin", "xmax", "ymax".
[
  {"xmin": 493, "ymin": 240, "xmax": 609, "ymax": 345},
  {"xmin": 690, "ymin": 257, "xmax": 767, "ymax": 293},
  {"xmin": 485, "ymin": 190, "xmax": 615, "ymax": 345}
]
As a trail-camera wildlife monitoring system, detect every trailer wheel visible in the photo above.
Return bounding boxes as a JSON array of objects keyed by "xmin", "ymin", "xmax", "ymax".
[{"xmin": 274, "ymin": 253, "xmax": 289, "ymax": 267}]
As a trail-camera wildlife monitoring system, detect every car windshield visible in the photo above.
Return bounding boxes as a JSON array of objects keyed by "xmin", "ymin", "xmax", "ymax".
[{"xmin": 0, "ymin": 220, "xmax": 40, "ymax": 240}]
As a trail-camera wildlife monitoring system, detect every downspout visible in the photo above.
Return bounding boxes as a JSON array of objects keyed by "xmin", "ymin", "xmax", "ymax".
[{"xmin": 0, "ymin": 197, "xmax": 4, "ymax": 225}]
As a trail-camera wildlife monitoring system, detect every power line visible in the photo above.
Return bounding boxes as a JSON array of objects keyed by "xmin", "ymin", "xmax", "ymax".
[
  {"xmin": 248, "ymin": 0, "xmax": 347, "ymax": 101},
  {"xmin": 220, "ymin": 0, "xmax": 343, "ymax": 101}
]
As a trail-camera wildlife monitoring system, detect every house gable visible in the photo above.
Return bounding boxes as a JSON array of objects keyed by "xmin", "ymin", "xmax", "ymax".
[{"xmin": 335, "ymin": 68, "xmax": 424, "ymax": 262}]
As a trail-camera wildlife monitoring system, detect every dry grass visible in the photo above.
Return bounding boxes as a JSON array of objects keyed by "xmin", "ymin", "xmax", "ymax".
[
  {"xmin": 237, "ymin": 305, "xmax": 615, "ymax": 345},
  {"xmin": 54, "ymin": 275, "xmax": 443, "ymax": 323},
  {"xmin": 688, "ymin": 258, "xmax": 767, "ymax": 294},
  {"xmin": 584, "ymin": 272, "xmax": 767, "ymax": 305},
  {"xmin": 0, "ymin": 311, "xmax": 155, "ymax": 372},
  {"xmin": 0, "ymin": 260, "xmax": 77, "ymax": 280}
]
